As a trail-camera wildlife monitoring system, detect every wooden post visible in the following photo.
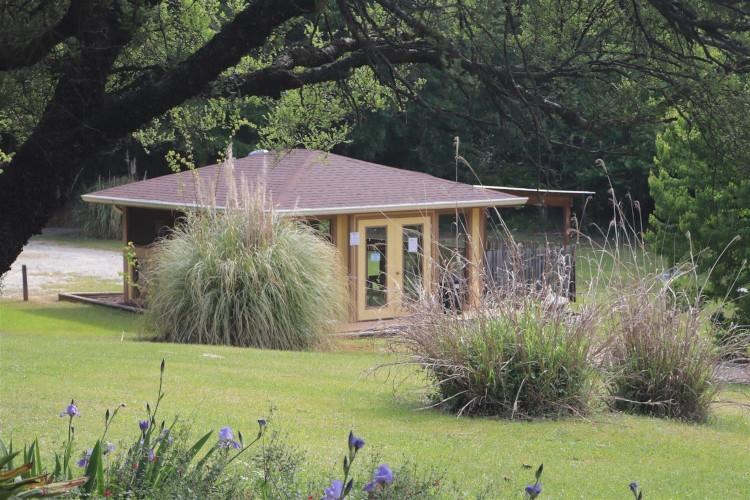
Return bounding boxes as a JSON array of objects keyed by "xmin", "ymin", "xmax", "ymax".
[
  {"xmin": 563, "ymin": 202, "xmax": 571, "ymax": 246},
  {"xmin": 466, "ymin": 207, "xmax": 485, "ymax": 307},
  {"xmin": 22, "ymin": 264, "xmax": 28, "ymax": 301},
  {"xmin": 121, "ymin": 206, "xmax": 131, "ymax": 301}
]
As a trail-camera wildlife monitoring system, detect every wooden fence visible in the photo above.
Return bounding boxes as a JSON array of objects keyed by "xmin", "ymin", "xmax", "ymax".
[{"xmin": 484, "ymin": 240, "xmax": 577, "ymax": 301}]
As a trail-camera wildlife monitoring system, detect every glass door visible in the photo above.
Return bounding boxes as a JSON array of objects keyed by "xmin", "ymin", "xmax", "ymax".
[
  {"xmin": 356, "ymin": 216, "xmax": 431, "ymax": 321},
  {"xmin": 401, "ymin": 224, "xmax": 425, "ymax": 301},
  {"xmin": 364, "ymin": 226, "xmax": 388, "ymax": 309}
]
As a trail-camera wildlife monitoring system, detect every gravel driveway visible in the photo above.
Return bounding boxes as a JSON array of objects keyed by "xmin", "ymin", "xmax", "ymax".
[{"xmin": 1, "ymin": 230, "xmax": 122, "ymax": 299}]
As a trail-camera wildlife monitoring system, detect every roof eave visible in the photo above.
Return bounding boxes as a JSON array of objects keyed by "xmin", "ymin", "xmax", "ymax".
[
  {"xmin": 479, "ymin": 185, "xmax": 595, "ymax": 196},
  {"xmin": 81, "ymin": 194, "xmax": 528, "ymax": 215}
]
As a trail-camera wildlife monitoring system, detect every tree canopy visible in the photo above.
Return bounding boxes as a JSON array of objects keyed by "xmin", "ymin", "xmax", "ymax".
[{"xmin": 2, "ymin": 0, "xmax": 750, "ymax": 275}]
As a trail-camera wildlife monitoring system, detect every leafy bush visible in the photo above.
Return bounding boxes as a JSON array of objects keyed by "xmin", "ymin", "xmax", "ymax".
[
  {"xmin": 143, "ymin": 185, "xmax": 347, "ymax": 349},
  {"xmin": 78, "ymin": 176, "xmax": 133, "ymax": 240},
  {"xmin": 605, "ymin": 284, "xmax": 722, "ymax": 423},
  {"xmin": 248, "ymin": 429, "xmax": 451, "ymax": 499},
  {"xmin": 391, "ymin": 283, "xmax": 601, "ymax": 419},
  {"xmin": 574, "ymin": 166, "xmax": 726, "ymax": 423}
]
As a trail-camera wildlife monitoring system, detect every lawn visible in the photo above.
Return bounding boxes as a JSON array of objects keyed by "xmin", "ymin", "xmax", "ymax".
[
  {"xmin": 1, "ymin": 300, "xmax": 749, "ymax": 498},
  {"xmin": 33, "ymin": 235, "xmax": 124, "ymax": 252}
]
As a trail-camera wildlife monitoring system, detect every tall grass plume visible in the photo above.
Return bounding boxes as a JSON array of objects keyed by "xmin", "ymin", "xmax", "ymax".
[{"xmin": 143, "ymin": 176, "xmax": 347, "ymax": 350}]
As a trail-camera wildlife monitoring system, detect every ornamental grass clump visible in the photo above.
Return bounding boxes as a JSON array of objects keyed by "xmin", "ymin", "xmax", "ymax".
[
  {"xmin": 78, "ymin": 175, "xmax": 134, "ymax": 240},
  {"xmin": 605, "ymin": 282, "xmax": 722, "ymax": 423},
  {"xmin": 143, "ymin": 181, "xmax": 347, "ymax": 350},
  {"xmin": 391, "ymin": 263, "xmax": 602, "ymax": 419}
]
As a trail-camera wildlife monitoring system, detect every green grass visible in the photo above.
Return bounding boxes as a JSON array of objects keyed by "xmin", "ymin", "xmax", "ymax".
[
  {"xmin": 1, "ymin": 301, "xmax": 749, "ymax": 498},
  {"xmin": 33, "ymin": 234, "xmax": 124, "ymax": 252},
  {"xmin": 25, "ymin": 274, "xmax": 123, "ymax": 296}
]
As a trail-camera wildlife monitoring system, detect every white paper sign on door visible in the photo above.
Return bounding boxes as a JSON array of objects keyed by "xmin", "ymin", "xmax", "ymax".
[
  {"xmin": 408, "ymin": 237, "xmax": 418, "ymax": 253},
  {"xmin": 349, "ymin": 232, "xmax": 360, "ymax": 246}
]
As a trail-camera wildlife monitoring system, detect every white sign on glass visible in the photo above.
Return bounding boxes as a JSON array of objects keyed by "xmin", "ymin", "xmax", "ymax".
[
  {"xmin": 349, "ymin": 232, "xmax": 360, "ymax": 246},
  {"xmin": 408, "ymin": 237, "xmax": 419, "ymax": 253}
]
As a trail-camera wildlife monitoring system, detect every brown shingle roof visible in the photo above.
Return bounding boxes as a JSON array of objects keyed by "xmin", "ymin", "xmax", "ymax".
[{"xmin": 83, "ymin": 149, "xmax": 526, "ymax": 214}]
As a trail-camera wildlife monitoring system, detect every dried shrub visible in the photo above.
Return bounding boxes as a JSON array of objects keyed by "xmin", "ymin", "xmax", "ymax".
[
  {"xmin": 389, "ymin": 253, "xmax": 601, "ymax": 419},
  {"xmin": 605, "ymin": 283, "xmax": 723, "ymax": 423}
]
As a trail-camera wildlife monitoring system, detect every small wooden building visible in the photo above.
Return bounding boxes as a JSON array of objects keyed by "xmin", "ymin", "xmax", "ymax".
[{"xmin": 83, "ymin": 149, "xmax": 527, "ymax": 322}]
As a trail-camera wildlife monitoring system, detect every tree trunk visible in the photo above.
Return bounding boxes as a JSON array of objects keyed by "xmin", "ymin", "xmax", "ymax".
[{"xmin": 0, "ymin": 0, "xmax": 316, "ymax": 276}]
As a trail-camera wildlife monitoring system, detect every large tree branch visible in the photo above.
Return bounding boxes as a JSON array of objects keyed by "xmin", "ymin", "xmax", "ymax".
[
  {"xmin": 217, "ymin": 40, "xmax": 441, "ymax": 99},
  {"xmin": 0, "ymin": 0, "xmax": 93, "ymax": 71},
  {"xmin": 0, "ymin": 0, "xmax": 318, "ymax": 276},
  {"xmin": 93, "ymin": 0, "xmax": 317, "ymax": 140},
  {"xmin": 644, "ymin": 0, "xmax": 750, "ymax": 69}
]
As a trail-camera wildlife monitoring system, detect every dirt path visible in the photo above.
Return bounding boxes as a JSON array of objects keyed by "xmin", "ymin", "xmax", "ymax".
[{"xmin": 1, "ymin": 229, "xmax": 122, "ymax": 300}]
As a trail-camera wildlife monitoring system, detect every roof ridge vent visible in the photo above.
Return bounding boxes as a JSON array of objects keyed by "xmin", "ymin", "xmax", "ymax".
[{"xmin": 248, "ymin": 149, "xmax": 269, "ymax": 156}]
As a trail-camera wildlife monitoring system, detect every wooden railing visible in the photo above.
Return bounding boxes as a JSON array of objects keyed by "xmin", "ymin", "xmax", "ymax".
[{"xmin": 484, "ymin": 240, "xmax": 576, "ymax": 301}]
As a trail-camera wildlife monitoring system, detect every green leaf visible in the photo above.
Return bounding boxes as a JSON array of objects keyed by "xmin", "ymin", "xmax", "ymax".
[
  {"xmin": 186, "ymin": 431, "xmax": 213, "ymax": 463},
  {"xmin": 62, "ymin": 438, "xmax": 73, "ymax": 480},
  {"xmin": 0, "ymin": 451, "xmax": 20, "ymax": 471},
  {"xmin": 82, "ymin": 440, "xmax": 104, "ymax": 496},
  {"xmin": 52, "ymin": 453, "xmax": 61, "ymax": 480},
  {"xmin": 27, "ymin": 441, "xmax": 41, "ymax": 478},
  {"xmin": 193, "ymin": 433, "xmax": 217, "ymax": 473}
]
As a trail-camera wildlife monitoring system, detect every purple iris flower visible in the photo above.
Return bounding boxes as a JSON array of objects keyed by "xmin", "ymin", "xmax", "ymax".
[
  {"xmin": 347, "ymin": 431, "xmax": 364, "ymax": 452},
  {"xmin": 363, "ymin": 464, "xmax": 394, "ymax": 492},
  {"xmin": 139, "ymin": 420, "xmax": 149, "ymax": 432},
  {"xmin": 258, "ymin": 418, "xmax": 267, "ymax": 427},
  {"xmin": 77, "ymin": 450, "xmax": 93, "ymax": 468},
  {"xmin": 103, "ymin": 443, "xmax": 115, "ymax": 455},
  {"xmin": 217, "ymin": 426, "xmax": 241, "ymax": 449},
  {"xmin": 629, "ymin": 482, "xmax": 641, "ymax": 498},
  {"xmin": 60, "ymin": 404, "xmax": 81, "ymax": 418},
  {"xmin": 148, "ymin": 449, "xmax": 155, "ymax": 461},
  {"xmin": 525, "ymin": 483, "xmax": 542, "ymax": 499},
  {"xmin": 219, "ymin": 426, "xmax": 233, "ymax": 440},
  {"xmin": 162, "ymin": 429, "xmax": 174, "ymax": 443},
  {"xmin": 322, "ymin": 479, "xmax": 344, "ymax": 500}
]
